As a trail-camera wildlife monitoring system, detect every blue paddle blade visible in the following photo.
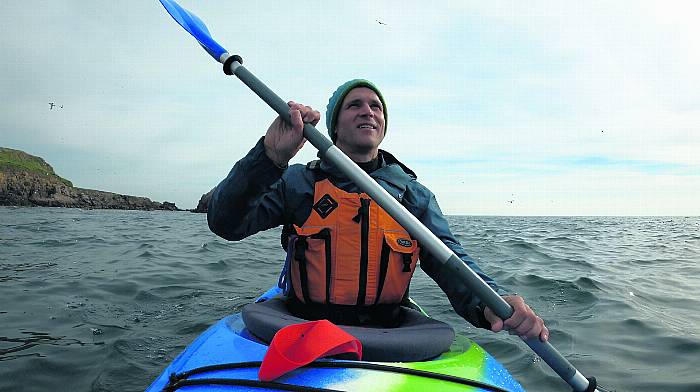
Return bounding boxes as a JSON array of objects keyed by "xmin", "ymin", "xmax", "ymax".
[{"xmin": 159, "ymin": 0, "xmax": 228, "ymax": 61}]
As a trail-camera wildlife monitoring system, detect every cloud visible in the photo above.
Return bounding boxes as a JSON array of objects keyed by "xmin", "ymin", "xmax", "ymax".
[{"xmin": 2, "ymin": 1, "xmax": 698, "ymax": 213}]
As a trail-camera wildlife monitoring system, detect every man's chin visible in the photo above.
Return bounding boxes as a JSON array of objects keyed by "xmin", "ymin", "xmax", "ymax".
[
  {"xmin": 336, "ymin": 143, "xmax": 378, "ymax": 157},
  {"xmin": 353, "ymin": 142, "xmax": 380, "ymax": 153}
]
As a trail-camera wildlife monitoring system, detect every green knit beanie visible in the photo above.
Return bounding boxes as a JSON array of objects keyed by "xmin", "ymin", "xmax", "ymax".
[{"xmin": 325, "ymin": 79, "xmax": 388, "ymax": 142}]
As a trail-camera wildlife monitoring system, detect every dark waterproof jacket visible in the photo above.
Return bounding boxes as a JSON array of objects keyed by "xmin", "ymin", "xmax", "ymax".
[{"xmin": 208, "ymin": 137, "xmax": 510, "ymax": 329}]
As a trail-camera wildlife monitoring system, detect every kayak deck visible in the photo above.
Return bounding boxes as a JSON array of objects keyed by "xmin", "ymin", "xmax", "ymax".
[{"xmin": 146, "ymin": 313, "xmax": 525, "ymax": 391}]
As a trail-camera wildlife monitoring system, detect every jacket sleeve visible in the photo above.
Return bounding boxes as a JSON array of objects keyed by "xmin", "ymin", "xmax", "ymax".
[
  {"xmin": 207, "ymin": 137, "xmax": 287, "ymax": 241},
  {"xmin": 415, "ymin": 190, "xmax": 513, "ymax": 329}
]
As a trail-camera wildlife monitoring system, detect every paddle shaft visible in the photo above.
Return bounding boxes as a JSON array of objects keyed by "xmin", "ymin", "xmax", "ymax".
[{"xmin": 220, "ymin": 56, "xmax": 597, "ymax": 392}]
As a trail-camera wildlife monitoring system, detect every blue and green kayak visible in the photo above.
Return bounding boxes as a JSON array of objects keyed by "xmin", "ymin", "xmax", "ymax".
[{"xmin": 146, "ymin": 287, "xmax": 525, "ymax": 392}]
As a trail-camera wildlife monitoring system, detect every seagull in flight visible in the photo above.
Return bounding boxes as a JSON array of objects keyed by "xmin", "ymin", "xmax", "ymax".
[
  {"xmin": 376, "ymin": 19, "xmax": 387, "ymax": 26},
  {"xmin": 49, "ymin": 102, "xmax": 55, "ymax": 110}
]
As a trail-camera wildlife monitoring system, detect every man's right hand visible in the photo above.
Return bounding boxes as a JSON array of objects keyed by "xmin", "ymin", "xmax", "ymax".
[{"xmin": 264, "ymin": 101, "xmax": 320, "ymax": 167}]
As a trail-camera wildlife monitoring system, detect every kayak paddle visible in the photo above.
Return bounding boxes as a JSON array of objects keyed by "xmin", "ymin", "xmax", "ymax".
[{"xmin": 158, "ymin": 1, "xmax": 610, "ymax": 391}]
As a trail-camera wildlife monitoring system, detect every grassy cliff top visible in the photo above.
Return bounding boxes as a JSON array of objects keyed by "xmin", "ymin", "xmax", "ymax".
[{"xmin": 0, "ymin": 147, "xmax": 73, "ymax": 187}]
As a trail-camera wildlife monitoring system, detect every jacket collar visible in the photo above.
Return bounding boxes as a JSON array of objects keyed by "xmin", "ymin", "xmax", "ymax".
[{"xmin": 318, "ymin": 149, "xmax": 416, "ymax": 190}]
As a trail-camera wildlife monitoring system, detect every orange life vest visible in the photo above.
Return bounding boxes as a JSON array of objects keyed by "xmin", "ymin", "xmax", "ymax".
[{"xmin": 287, "ymin": 178, "xmax": 420, "ymax": 306}]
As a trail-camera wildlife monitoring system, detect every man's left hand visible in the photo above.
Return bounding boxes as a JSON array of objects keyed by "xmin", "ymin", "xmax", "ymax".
[{"xmin": 484, "ymin": 295, "xmax": 549, "ymax": 342}]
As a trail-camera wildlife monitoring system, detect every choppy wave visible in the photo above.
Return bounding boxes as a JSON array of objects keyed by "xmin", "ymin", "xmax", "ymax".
[{"xmin": 1, "ymin": 208, "xmax": 698, "ymax": 391}]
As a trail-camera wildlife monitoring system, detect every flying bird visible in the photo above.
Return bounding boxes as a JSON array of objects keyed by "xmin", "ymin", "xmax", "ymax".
[
  {"xmin": 376, "ymin": 19, "xmax": 387, "ymax": 26},
  {"xmin": 49, "ymin": 102, "xmax": 55, "ymax": 110}
]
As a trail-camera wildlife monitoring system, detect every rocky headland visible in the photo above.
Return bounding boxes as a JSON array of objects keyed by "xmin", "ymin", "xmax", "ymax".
[
  {"xmin": 0, "ymin": 147, "xmax": 179, "ymax": 211},
  {"xmin": 192, "ymin": 188, "xmax": 213, "ymax": 213}
]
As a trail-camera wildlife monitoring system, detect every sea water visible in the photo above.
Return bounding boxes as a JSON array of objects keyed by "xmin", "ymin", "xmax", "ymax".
[{"xmin": 1, "ymin": 207, "xmax": 698, "ymax": 391}]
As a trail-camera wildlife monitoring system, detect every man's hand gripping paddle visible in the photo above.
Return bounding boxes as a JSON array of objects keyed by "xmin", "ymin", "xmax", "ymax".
[{"xmin": 158, "ymin": 1, "xmax": 610, "ymax": 391}]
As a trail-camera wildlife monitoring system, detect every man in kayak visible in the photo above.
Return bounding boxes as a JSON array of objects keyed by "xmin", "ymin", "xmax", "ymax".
[{"xmin": 208, "ymin": 79, "xmax": 548, "ymax": 342}]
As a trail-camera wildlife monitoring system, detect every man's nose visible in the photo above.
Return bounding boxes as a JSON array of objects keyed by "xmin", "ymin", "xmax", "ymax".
[{"xmin": 359, "ymin": 103, "xmax": 374, "ymax": 117}]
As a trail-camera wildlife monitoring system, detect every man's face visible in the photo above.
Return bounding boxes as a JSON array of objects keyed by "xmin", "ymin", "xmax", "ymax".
[{"xmin": 334, "ymin": 87, "xmax": 386, "ymax": 157}]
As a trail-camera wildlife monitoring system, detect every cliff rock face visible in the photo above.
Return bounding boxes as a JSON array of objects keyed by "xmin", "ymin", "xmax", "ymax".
[
  {"xmin": 192, "ymin": 188, "xmax": 214, "ymax": 213},
  {"xmin": 0, "ymin": 147, "xmax": 179, "ymax": 211}
]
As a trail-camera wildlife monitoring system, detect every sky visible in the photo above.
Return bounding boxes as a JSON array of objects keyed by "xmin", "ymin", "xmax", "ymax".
[{"xmin": 1, "ymin": 1, "xmax": 698, "ymax": 215}]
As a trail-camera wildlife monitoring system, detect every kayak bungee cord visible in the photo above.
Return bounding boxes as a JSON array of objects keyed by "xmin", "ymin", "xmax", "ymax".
[
  {"xmin": 165, "ymin": 377, "xmax": 342, "ymax": 392},
  {"xmin": 165, "ymin": 361, "xmax": 511, "ymax": 392},
  {"xmin": 165, "ymin": 378, "xmax": 505, "ymax": 392},
  {"xmin": 157, "ymin": 1, "xmax": 610, "ymax": 391}
]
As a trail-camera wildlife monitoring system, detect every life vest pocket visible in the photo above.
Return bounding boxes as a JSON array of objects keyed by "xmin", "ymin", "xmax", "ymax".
[
  {"xmin": 375, "ymin": 231, "xmax": 418, "ymax": 304},
  {"xmin": 290, "ymin": 227, "xmax": 332, "ymax": 304}
]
